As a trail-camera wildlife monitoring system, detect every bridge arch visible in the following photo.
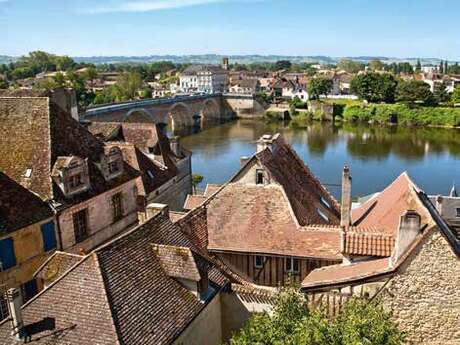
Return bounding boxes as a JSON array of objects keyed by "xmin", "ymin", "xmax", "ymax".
[
  {"xmin": 200, "ymin": 98, "xmax": 221, "ymax": 123},
  {"xmin": 168, "ymin": 102, "xmax": 193, "ymax": 131},
  {"xmin": 123, "ymin": 108, "xmax": 154, "ymax": 123}
]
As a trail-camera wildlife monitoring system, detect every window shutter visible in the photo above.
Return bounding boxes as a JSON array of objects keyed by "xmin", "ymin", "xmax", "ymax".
[
  {"xmin": 0, "ymin": 238, "xmax": 16, "ymax": 271},
  {"xmin": 41, "ymin": 222, "xmax": 57, "ymax": 252}
]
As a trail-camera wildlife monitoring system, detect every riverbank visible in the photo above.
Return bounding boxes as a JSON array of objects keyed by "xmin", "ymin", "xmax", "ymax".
[{"xmin": 265, "ymin": 100, "xmax": 460, "ymax": 127}]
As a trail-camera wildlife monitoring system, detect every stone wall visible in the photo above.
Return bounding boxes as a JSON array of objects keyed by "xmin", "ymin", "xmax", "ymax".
[
  {"xmin": 0, "ymin": 217, "xmax": 55, "ymax": 290},
  {"xmin": 379, "ymin": 229, "xmax": 460, "ymax": 344},
  {"xmin": 59, "ymin": 179, "xmax": 139, "ymax": 252},
  {"xmin": 173, "ymin": 292, "xmax": 222, "ymax": 345}
]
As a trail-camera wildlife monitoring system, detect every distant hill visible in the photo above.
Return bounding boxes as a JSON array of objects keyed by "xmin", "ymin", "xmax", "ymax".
[{"xmin": 0, "ymin": 54, "xmax": 457, "ymax": 66}]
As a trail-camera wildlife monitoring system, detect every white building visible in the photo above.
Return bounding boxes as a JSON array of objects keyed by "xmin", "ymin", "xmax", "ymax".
[{"xmin": 179, "ymin": 65, "xmax": 229, "ymax": 94}]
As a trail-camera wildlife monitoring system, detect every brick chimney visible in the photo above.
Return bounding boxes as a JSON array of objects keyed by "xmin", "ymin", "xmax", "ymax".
[
  {"xmin": 6, "ymin": 288, "xmax": 25, "ymax": 340},
  {"xmin": 256, "ymin": 134, "xmax": 280, "ymax": 153},
  {"xmin": 340, "ymin": 166, "xmax": 352, "ymax": 228},
  {"xmin": 170, "ymin": 136, "xmax": 181, "ymax": 157},
  {"xmin": 146, "ymin": 203, "xmax": 169, "ymax": 220},
  {"xmin": 391, "ymin": 210, "xmax": 421, "ymax": 266}
]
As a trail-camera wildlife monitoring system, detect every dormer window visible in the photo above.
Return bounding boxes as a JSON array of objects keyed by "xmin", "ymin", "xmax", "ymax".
[
  {"xmin": 101, "ymin": 146, "xmax": 123, "ymax": 180},
  {"xmin": 51, "ymin": 156, "xmax": 90, "ymax": 197},
  {"xmin": 108, "ymin": 161, "xmax": 120, "ymax": 174},
  {"xmin": 68, "ymin": 174, "xmax": 83, "ymax": 189}
]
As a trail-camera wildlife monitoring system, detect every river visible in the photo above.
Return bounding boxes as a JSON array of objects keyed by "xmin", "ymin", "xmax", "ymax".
[{"xmin": 180, "ymin": 119, "xmax": 460, "ymax": 199}]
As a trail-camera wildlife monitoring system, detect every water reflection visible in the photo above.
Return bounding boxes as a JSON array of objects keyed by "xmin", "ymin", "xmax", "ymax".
[{"xmin": 180, "ymin": 120, "xmax": 460, "ymax": 198}]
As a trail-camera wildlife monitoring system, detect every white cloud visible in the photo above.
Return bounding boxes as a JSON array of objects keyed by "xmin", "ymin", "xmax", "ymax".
[{"xmin": 85, "ymin": 0, "xmax": 257, "ymax": 14}]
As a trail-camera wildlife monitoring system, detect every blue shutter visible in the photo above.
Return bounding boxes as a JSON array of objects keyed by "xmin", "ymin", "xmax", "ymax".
[
  {"xmin": 0, "ymin": 238, "xmax": 16, "ymax": 271},
  {"xmin": 41, "ymin": 222, "xmax": 57, "ymax": 252}
]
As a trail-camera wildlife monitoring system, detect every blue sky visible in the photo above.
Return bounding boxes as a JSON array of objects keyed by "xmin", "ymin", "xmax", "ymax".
[{"xmin": 2, "ymin": 0, "xmax": 460, "ymax": 59}]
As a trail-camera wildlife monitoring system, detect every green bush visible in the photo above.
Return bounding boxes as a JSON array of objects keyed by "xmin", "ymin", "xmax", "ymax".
[{"xmin": 342, "ymin": 103, "xmax": 460, "ymax": 126}]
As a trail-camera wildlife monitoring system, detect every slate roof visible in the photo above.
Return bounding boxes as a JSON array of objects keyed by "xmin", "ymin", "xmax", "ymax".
[
  {"xmin": 181, "ymin": 65, "xmax": 227, "ymax": 76},
  {"xmin": 152, "ymin": 244, "xmax": 201, "ymax": 281},
  {"xmin": 0, "ymin": 172, "xmax": 53, "ymax": 235},
  {"xmin": 0, "ymin": 90, "xmax": 139, "ymax": 207},
  {"xmin": 0, "ymin": 212, "xmax": 231, "ymax": 345}
]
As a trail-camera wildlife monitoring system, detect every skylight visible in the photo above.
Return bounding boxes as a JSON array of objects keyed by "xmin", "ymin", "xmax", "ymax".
[{"xmin": 24, "ymin": 168, "xmax": 33, "ymax": 178}]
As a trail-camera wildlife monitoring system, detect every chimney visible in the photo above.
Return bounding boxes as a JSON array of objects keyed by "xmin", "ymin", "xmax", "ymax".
[
  {"xmin": 6, "ymin": 288, "xmax": 25, "ymax": 340},
  {"xmin": 256, "ymin": 134, "xmax": 274, "ymax": 153},
  {"xmin": 435, "ymin": 195, "xmax": 443, "ymax": 215},
  {"xmin": 146, "ymin": 203, "xmax": 169, "ymax": 220},
  {"xmin": 240, "ymin": 156, "xmax": 250, "ymax": 167},
  {"xmin": 391, "ymin": 210, "xmax": 421, "ymax": 266},
  {"xmin": 51, "ymin": 88, "xmax": 79, "ymax": 121},
  {"xmin": 340, "ymin": 166, "xmax": 352, "ymax": 228},
  {"xmin": 170, "ymin": 136, "xmax": 181, "ymax": 157}
]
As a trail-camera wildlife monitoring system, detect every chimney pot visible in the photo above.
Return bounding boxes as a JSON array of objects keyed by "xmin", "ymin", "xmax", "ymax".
[
  {"xmin": 6, "ymin": 288, "xmax": 25, "ymax": 340},
  {"xmin": 340, "ymin": 166, "xmax": 352, "ymax": 228}
]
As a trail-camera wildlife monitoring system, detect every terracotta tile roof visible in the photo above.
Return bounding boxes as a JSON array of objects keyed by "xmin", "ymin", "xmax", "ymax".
[
  {"xmin": 207, "ymin": 183, "xmax": 342, "ymax": 259},
  {"xmin": 342, "ymin": 232, "xmax": 395, "ymax": 257},
  {"xmin": 302, "ymin": 258, "xmax": 391, "ymax": 290},
  {"xmin": 0, "ymin": 90, "xmax": 139, "ymax": 207},
  {"xmin": 152, "ymin": 244, "xmax": 201, "ymax": 281},
  {"xmin": 253, "ymin": 135, "xmax": 340, "ymax": 225},
  {"xmin": 0, "ymin": 212, "xmax": 232, "ymax": 345},
  {"xmin": 204, "ymin": 184, "xmax": 222, "ymax": 197},
  {"xmin": 351, "ymin": 172, "xmax": 432, "ymax": 235},
  {"xmin": 183, "ymin": 194, "xmax": 207, "ymax": 210},
  {"xmin": 0, "ymin": 172, "xmax": 53, "ymax": 235}
]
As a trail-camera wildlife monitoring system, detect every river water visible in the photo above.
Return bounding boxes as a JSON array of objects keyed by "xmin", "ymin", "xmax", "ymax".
[{"xmin": 180, "ymin": 119, "xmax": 460, "ymax": 199}]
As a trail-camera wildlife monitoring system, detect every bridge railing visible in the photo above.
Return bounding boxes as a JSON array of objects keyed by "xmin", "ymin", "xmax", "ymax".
[{"xmin": 83, "ymin": 93, "xmax": 224, "ymax": 117}]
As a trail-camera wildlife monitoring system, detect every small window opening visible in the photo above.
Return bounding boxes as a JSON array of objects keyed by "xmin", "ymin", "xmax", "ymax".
[
  {"xmin": 255, "ymin": 255, "xmax": 264, "ymax": 269},
  {"xmin": 256, "ymin": 169, "xmax": 264, "ymax": 185}
]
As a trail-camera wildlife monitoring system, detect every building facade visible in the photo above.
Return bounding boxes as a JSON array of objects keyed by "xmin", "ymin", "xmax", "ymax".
[{"xmin": 179, "ymin": 65, "xmax": 229, "ymax": 94}]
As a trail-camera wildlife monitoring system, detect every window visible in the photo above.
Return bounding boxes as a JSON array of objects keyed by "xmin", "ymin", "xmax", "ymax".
[
  {"xmin": 456, "ymin": 208, "xmax": 460, "ymax": 217},
  {"xmin": 68, "ymin": 174, "xmax": 83, "ymax": 189},
  {"xmin": 256, "ymin": 169, "xmax": 264, "ymax": 185},
  {"xmin": 73, "ymin": 209, "xmax": 88, "ymax": 243},
  {"xmin": 0, "ymin": 237, "xmax": 16, "ymax": 271},
  {"xmin": 254, "ymin": 255, "xmax": 264, "ymax": 269},
  {"xmin": 320, "ymin": 197, "xmax": 331, "ymax": 209},
  {"xmin": 21, "ymin": 279, "xmax": 38, "ymax": 303},
  {"xmin": 285, "ymin": 257, "xmax": 299, "ymax": 274},
  {"xmin": 112, "ymin": 193, "xmax": 123, "ymax": 222},
  {"xmin": 317, "ymin": 208, "xmax": 329, "ymax": 222},
  {"xmin": 108, "ymin": 161, "xmax": 120, "ymax": 174},
  {"xmin": 0, "ymin": 295, "xmax": 8, "ymax": 321},
  {"xmin": 24, "ymin": 168, "xmax": 33, "ymax": 178},
  {"xmin": 41, "ymin": 221, "xmax": 57, "ymax": 252}
]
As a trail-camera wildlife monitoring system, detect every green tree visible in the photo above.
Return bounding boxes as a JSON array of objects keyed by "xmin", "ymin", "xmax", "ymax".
[
  {"xmin": 0, "ymin": 76, "xmax": 8, "ymax": 89},
  {"xmin": 369, "ymin": 59, "xmax": 385, "ymax": 71},
  {"xmin": 275, "ymin": 60, "xmax": 292, "ymax": 71},
  {"xmin": 350, "ymin": 73, "xmax": 397, "ymax": 103},
  {"xmin": 52, "ymin": 72, "xmax": 66, "ymax": 88},
  {"xmin": 415, "ymin": 59, "xmax": 422, "ymax": 73},
  {"xmin": 337, "ymin": 59, "xmax": 365, "ymax": 73},
  {"xmin": 140, "ymin": 88, "xmax": 153, "ymax": 99},
  {"xmin": 229, "ymin": 288, "xmax": 405, "ymax": 345},
  {"xmin": 452, "ymin": 85, "xmax": 460, "ymax": 105},
  {"xmin": 434, "ymin": 82, "xmax": 450, "ymax": 103},
  {"xmin": 112, "ymin": 71, "xmax": 143, "ymax": 101},
  {"xmin": 395, "ymin": 80, "xmax": 435, "ymax": 105},
  {"xmin": 191, "ymin": 174, "xmax": 204, "ymax": 194},
  {"xmin": 308, "ymin": 77, "xmax": 333, "ymax": 100}
]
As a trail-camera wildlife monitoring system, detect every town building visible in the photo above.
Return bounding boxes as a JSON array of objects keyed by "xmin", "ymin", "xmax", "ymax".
[
  {"xmin": 229, "ymin": 79, "xmax": 260, "ymax": 95},
  {"xmin": 301, "ymin": 171, "xmax": 460, "ymax": 345},
  {"xmin": 270, "ymin": 78, "xmax": 309, "ymax": 101},
  {"xmin": 0, "ymin": 89, "xmax": 140, "ymax": 255},
  {"xmin": 0, "ymin": 206, "xmax": 274, "ymax": 345},
  {"xmin": 87, "ymin": 121, "xmax": 192, "ymax": 214},
  {"xmin": 179, "ymin": 65, "xmax": 229, "ymax": 94},
  {"xmin": 0, "ymin": 173, "xmax": 56, "ymax": 320},
  {"xmin": 184, "ymin": 134, "xmax": 343, "ymax": 286},
  {"xmin": 421, "ymin": 72, "xmax": 460, "ymax": 93}
]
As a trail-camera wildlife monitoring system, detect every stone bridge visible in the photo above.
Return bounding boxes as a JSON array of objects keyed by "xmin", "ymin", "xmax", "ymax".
[{"xmin": 82, "ymin": 93, "xmax": 265, "ymax": 131}]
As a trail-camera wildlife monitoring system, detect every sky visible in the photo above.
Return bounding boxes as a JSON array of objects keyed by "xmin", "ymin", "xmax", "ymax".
[{"xmin": 2, "ymin": 0, "xmax": 460, "ymax": 59}]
